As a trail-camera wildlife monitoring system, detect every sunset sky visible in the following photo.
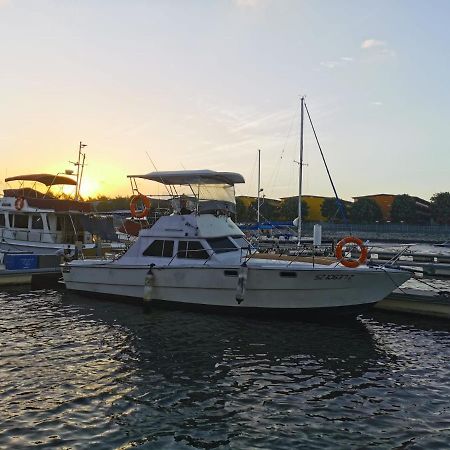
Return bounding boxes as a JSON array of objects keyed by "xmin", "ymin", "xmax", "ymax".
[{"xmin": 1, "ymin": 0, "xmax": 449, "ymax": 200}]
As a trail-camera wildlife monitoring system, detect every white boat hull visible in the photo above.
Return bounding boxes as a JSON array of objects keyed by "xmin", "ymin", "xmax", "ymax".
[{"xmin": 63, "ymin": 261, "xmax": 410, "ymax": 312}]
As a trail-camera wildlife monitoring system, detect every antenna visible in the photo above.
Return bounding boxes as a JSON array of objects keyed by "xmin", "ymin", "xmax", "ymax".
[
  {"xmin": 70, "ymin": 141, "xmax": 87, "ymax": 200},
  {"xmin": 145, "ymin": 151, "xmax": 172, "ymax": 197}
]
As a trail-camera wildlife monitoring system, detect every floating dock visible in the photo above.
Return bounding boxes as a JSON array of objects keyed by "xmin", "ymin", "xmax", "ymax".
[
  {"xmin": 376, "ymin": 288, "xmax": 450, "ymax": 319},
  {"xmin": 0, "ymin": 267, "xmax": 61, "ymax": 288}
]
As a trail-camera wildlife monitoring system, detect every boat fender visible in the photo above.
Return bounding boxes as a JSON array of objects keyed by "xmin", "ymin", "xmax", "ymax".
[
  {"xmin": 144, "ymin": 265, "xmax": 155, "ymax": 302},
  {"xmin": 236, "ymin": 262, "xmax": 248, "ymax": 304},
  {"xmin": 14, "ymin": 197, "xmax": 25, "ymax": 210},
  {"xmin": 336, "ymin": 236, "xmax": 368, "ymax": 268}
]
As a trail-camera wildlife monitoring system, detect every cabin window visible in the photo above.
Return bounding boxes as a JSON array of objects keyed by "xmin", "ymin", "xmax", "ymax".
[
  {"xmin": 56, "ymin": 216, "xmax": 64, "ymax": 231},
  {"xmin": 143, "ymin": 240, "xmax": 174, "ymax": 257},
  {"xmin": 177, "ymin": 240, "xmax": 209, "ymax": 259},
  {"xmin": 0, "ymin": 214, "xmax": 5, "ymax": 227},
  {"xmin": 207, "ymin": 237, "xmax": 237, "ymax": 253},
  {"xmin": 224, "ymin": 270, "xmax": 238, "ymax": 277},
  {"xmin": 31, "ymin": 215, "xmax": 44, "ymax": 230},
  {"xmin": 14, "ymin": 214, "xmax": 29, "ymax": 229},
  {"xmin": 280, "ymin": 271, "xmax": 297, "ymax": 278},
  {"xmin": 232, "ymin": 236, "xmax": 251, "ymax": 249}
]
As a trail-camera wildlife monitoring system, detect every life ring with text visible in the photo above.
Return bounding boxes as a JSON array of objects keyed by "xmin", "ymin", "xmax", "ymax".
[
  {"xmin": 336, "ymin": 236, "xmax": 368, "ymax": 268},
  {"xmin": 130, "ymin": 194, "xmax": 151, "ymax": 218},
  {"xmin": 14, "ymin": 197, "xmax": 25, "ymax": 211}
]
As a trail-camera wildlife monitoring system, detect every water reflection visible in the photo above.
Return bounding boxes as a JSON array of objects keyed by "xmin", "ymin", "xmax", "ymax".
[{"xmin": 1, "ymin": 287, "xmax": 449, "ymax": 449}]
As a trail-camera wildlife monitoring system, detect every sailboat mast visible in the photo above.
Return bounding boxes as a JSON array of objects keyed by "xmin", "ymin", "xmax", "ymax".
[
  {"xmin": 257, "ymin": 149, "xmax": 261, "ymax": 234},
  {"xmin": 298, "ymin": 97, "xmax": 304, "ymax": 243}
]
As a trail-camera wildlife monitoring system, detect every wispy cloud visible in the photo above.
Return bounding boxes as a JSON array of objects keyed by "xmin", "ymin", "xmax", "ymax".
[
  {"xmin": 361, "ymin": 39, "xmax": 386, "ymax": 49},
  {"xmin": 232, "ymin": 0, "xmax": 267, "ymax": 8},
  {"xmin": 361, "ymin": 38, "xmax": 396, "ymax": 60},
  {"xmin": 370, "ymin": 101, "xmax": 383, "ymax": 106},
  {"xmin": 320, "ymin": 56, "xmax": 354, "ymax": 70}
]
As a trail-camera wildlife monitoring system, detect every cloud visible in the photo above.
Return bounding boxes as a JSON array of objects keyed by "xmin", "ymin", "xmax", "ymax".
[
  {"xmin": 320, "ymin": 56, "xmax": 354, "ymax": 70},
  {"xmin": 232, "ymin": 0, "xmax": 267, "ymax": 7},
  {"xmin": 361, "ymin": 39, "xmax": 396, "ymax": 61},
  {"xmin": 320, "ymin": 61, "xmax": 339, "ymax": 69},
  {"xmin": 371, "ymin": 101, "xmax": 383, "ymax": 106},
  {"xmin": 361, "ymin": 39, "xmax": 386, "ymax": 49},
  {"xmin": 0, "ymin": 0, "xmax": 10, "ymax": 7}
]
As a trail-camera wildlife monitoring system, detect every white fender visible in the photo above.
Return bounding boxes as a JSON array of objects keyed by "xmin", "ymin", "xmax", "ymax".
[
  {"xmin": 143, "ymin": 268, "xmax": 155, "ymax": 302},
  {"xmin": 235, "ymin": 264, "xmax": 248, "ymax": 304}
]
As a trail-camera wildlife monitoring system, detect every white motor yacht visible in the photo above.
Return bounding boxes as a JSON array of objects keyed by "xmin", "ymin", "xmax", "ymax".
[{"xmin": 62, "ymin": 170, "xmax": 411, "ymax": 315}]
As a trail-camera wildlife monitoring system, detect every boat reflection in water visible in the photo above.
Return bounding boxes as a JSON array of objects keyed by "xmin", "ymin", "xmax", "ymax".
[{"xmin": 2, "ymin": 287, "xmax": 449, "ymax": 449}]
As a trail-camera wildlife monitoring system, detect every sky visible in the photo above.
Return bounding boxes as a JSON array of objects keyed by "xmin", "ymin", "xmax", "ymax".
[{"xmin": 0, "ymin": 0, "xmax": 449, "ymax": 200}]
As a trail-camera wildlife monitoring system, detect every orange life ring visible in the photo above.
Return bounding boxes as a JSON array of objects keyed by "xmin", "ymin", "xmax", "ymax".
[
  {"xmin": 14, "ymin": 197, "xmax": 25, "ymax": 211},
  {"xmin": 130, "ymin": 194, "xmax": 151, "ymax": 218},
  {"xmin": 336, "ymin": 236, "xmax": 368, "ymax": 268}
]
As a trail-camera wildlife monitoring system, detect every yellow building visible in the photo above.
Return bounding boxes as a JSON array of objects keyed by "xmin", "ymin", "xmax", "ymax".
[
  {"xmin": 279, "ymin": 195, "xmax": 329, "ymax": 221},
  {"xmin": 353, "ymin": 194, "xmax": 430, "ymax": 222}
]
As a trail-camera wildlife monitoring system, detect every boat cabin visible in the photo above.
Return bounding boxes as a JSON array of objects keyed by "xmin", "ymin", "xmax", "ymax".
[
  {"xmin": 0, "ymin": 173, "xmax": 113, "ymax": 247},
  {"xmin": 120, "ymin": 170, "xmax": 252, "ymax": 264}
]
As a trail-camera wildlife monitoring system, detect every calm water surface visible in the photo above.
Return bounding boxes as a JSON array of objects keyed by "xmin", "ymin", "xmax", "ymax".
[{"xmin": 1, "ymin": 287, "xmax": 450, "ymax": 449}]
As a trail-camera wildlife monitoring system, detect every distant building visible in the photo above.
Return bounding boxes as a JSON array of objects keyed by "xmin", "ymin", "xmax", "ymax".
[
  {"xmin": 352, "ymin": 194, "xmax": 430, "ymax": 222},
  {"xmin": 236, "ymin": 196, "xmax": 281, "ymax": 209}
]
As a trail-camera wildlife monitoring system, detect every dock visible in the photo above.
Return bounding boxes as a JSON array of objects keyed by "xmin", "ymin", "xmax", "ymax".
[
  {"xmin": 0, "ymin": 266, "xmax": 61, "ymax": 288},
  {"xmin": 375, "ymin": 288, "xmax": 450, "ymax": 319}
]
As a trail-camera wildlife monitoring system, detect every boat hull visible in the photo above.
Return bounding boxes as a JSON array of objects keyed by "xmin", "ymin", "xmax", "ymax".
[{"xmin": 63, "ymin": 262, "xmax": 410, "ymax": 313}]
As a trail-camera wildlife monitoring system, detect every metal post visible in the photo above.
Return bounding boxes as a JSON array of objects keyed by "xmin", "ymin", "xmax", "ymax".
[
  {"xmin": 298, "ymin": 97, "xmax": 304, "ymax": 244},
  {"xmin": 257, "ymin": 149, "xmax": 261, "ymax": 234}
]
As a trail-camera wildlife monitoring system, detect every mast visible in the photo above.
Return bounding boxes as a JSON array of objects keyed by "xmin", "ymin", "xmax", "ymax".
[
  {"xmin": 298, "ymin": 97, "xmax": 304, "ymax": 243},
  {"xmin": 74, "ymin": 141, "xmax": 87, "ymax": 200},
  {"xmin": 257, "ymin": 149, "xmax": 261, "ymax": 234}
]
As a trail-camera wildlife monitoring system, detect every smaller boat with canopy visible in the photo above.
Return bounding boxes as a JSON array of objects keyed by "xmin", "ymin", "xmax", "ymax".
[{"xmin": 0, "ymin": 173, "xmax": 117, "ymax": 255}]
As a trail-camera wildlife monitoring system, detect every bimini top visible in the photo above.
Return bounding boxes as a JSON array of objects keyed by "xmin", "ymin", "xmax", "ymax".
[
  {"xmin": 127, "ymin": 170, "xmax": 245, "ymax": 186},
  {"xmin": 5, "ymin": 173, "xmax": 77, "ymax": 186}
]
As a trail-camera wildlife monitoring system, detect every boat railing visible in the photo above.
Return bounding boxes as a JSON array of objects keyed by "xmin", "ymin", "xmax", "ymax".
[
  {"xmin": 165, "ymin": 246, "xmax": 246, "ymax": 266},
  {"xmin": 1, "ymin": 228, "xmax": 59, "ymax": 244},
  {"xmin": 0, "ymin": 227, "xmax": 91, "ymax": 245}
]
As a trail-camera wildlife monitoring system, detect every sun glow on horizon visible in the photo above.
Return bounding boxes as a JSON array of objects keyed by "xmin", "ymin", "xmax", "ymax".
[{"xmin": 78, "ymin": 176, "xmax": 101, "ymax": 199}]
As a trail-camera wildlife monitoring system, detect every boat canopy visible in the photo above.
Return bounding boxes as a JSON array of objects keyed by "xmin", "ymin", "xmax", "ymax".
[
  {"xmin": 127, "ymin": 170, "xmax": 245, "ymax": 186},
  {"xmin": 5, "ymin": 173, "xmax": 77, "ymax": 186}
]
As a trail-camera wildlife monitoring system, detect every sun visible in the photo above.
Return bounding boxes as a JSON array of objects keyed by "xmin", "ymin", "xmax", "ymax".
[{"xmin": 79, "ymin": 176, "xmax": 101, "ymax": 199}]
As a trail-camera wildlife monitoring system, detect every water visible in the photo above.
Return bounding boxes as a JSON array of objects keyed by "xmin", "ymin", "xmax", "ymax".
[{"xmin": 1, "ymin": 288, "xmax": 450, "ymax": 449}]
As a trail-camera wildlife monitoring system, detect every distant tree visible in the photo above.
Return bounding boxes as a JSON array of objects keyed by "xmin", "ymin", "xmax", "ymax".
[
  {"xmin": 236, "ymin": 197, "xmax": 249, "ymax": 223},
  {"xmin": 94, "ymin": 196, "xmax": 133, "ymax": 212},
  {"xmin": 390, "ymin": 194, "xmax": 418, "ymax": 223},
  {"xmin": 349, "ymin": 198, "xmax": 383, "ymax": 223},
  {"xmin": 248, "ymin": 198, "xmax": 278, "ymax": 222},
  {"xmin": 321, "ymin": 198, "xmax": 348, "ymax": 222},
  {"xmin": 430, "ymin": 192, "xmax": 450, "ymax": 224},
  {"xmin": 279, "ymin": 197, "xmax": 309, "ymax": 222}
]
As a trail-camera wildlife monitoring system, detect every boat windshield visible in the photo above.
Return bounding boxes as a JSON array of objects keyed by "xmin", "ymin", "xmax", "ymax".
[
  {"xmin": 168, "ymin": 183, "xmax": 236, "ymax": 215},
  {"xmin": 197, "ymin": 184, "xmax": 236, "ymax": 204}
]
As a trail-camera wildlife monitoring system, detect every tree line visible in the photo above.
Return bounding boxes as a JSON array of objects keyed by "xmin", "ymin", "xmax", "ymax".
[
  {"xmin": 87, "ymin": 192, "xmax": 450, "ymax": 225},
  {"xmin": 236, "ymin": 192, "xmax": 450, "ymax": 225}
]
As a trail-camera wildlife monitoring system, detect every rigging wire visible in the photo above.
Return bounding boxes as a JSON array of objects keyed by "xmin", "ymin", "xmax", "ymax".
[
  {"xmin": 303, "ymin": 101, "xmax": 350, "ymax": 230},
  {"xmin": 246, "ymin": 151, "xmax": 259, "ymax": 197},
  {"xmin": 266, "ymin": 102, "xmax": 300, "ymax": 195}
]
